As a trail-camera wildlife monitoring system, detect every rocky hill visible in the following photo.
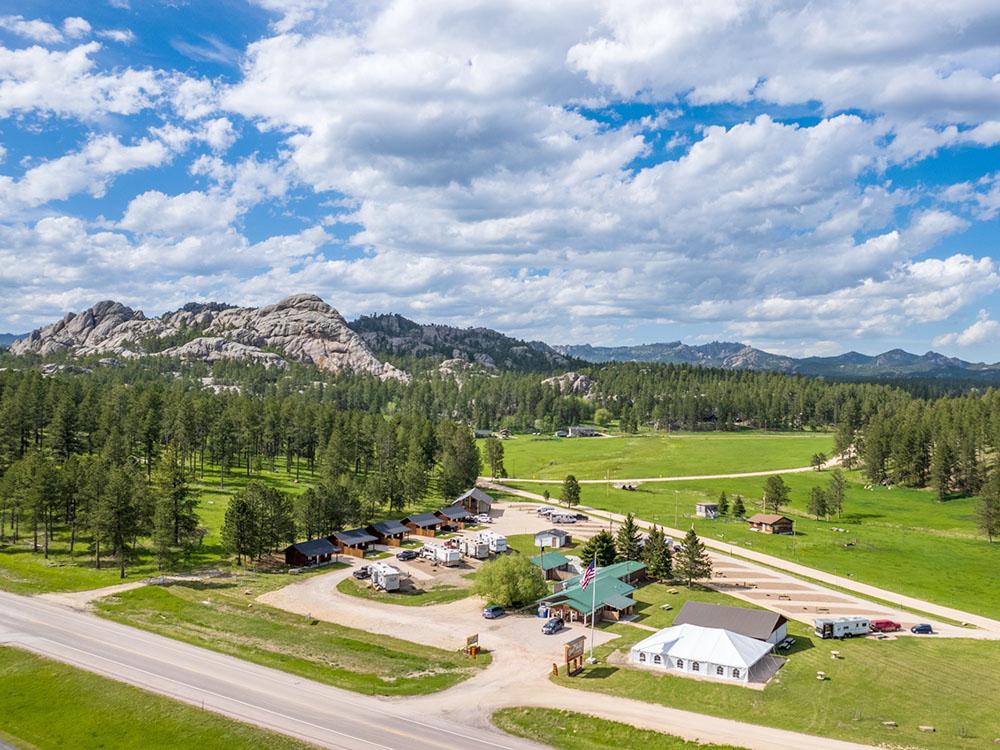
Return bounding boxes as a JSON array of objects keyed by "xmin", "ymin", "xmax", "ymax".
[
  {"xmin": 10, "ymin": 294, "xmax": 406, "ymax": 381},
  {"xmin": 554, "ymin": 341, "xmax": 1000, "ymax": 380},
  {"xmin": 348, "ymin": 313, "xmax": 575, "ymax": 371}
]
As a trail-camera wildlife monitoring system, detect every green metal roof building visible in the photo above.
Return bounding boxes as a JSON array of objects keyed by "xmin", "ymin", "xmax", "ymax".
[{"xmin": 540, "ymin": 560, "xmax": 647, "ymax": 624}]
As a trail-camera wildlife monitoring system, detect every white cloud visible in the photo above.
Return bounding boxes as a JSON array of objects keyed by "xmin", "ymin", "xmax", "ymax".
[
  {"xmin": 97, "ymin": 29, "xmax": 135, "ymax": 44},
  {"xmin": 0, "ymin": 15, "xmax": 64, "ymax": 43},
  {"xmin": 63, "ymin": 17, "xmax": 92, "ymax": 39},
  {"xmin": 933, "ymin": 309, "xmax": 1000, "ymax": 349}
]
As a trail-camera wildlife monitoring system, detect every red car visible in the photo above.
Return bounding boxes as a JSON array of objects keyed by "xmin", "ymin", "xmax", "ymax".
[{"xmin": 870, "ymin": 619, "xmax": 901, "ymax": 633}]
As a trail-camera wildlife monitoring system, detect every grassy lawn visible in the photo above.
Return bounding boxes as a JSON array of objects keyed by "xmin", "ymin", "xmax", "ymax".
[
  {"xmin": 505, "ymin": 532, "xmax": 580, "ymax": 558},
  {"xmin": 0, "ymin": 647, "xmax": 314, "ymax": 750},
  {"xmin": 506, "ymin": 468, "xmax": 1000, "ymax": 619},
  {"xmin": 495, "ymin": 430, "xmax": 835, "ymax": 480},
  {"xmin": 95, "ymin": 570, "xmax": 488, "ymax": 696},
  {"xmin": 0, "ymin": 459, "xmax": 444, "ymax": 596},
  {"xmin": 336, "ymin": 576, "xmax": 474, "ymax": 606},
  {"xmin": 554, "ymin": 583, "xmax": 1000, "ymax": 750},
  {"xmin": 492, "ymin": 707, "xmax": 746, "ymax": 750}
]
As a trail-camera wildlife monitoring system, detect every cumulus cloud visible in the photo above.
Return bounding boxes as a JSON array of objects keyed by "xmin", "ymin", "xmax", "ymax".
[
  {"xmin": 0, "ymin": 15, "xmax": 65, "ymax": 43},
  {"xmin": 933, "ymin": 309, "xmax": 1000, "ymax": 349}
]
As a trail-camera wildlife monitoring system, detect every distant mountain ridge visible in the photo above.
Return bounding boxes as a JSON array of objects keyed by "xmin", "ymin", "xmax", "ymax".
[
  {"xmin": 554, "ymin": 341, "xmax": 1000, "ymax": 380},
  {"xmin": 348, "ymin": 313, "xmax": 576, "ymax": 371},
  {"xmin": 0, "ymin": 333, "xmax": 24, "ymax": 348}
]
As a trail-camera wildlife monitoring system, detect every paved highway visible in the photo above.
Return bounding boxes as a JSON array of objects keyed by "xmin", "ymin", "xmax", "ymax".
[{"xmin": 0, "ymin": 590, "xmax": 542, "ymax": 750}]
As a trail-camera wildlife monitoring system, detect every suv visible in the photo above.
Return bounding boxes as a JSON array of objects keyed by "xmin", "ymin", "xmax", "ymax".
[
  {"xmin": 536, "ymin": 507, "xmax": 556, "ymax": 516},
  {"xmin": 911, "ymin": 623, "xmax": 934, "ymax": 635},
  {"xmin": 395, "ymin": 549, "xmax": 418, "ymax": 561},
  {"xmin": 482, "ymin": 604, "xmax": 505, "ymax": 619},
  {"xmin": 352, "ymin": 566, "xmax": 370, "ymax": 580},
  {"xmin": 542, "ymin": 617, "xmax": 565, "ymax": 635}
]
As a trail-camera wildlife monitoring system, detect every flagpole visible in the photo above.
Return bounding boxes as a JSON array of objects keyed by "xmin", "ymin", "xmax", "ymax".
[{"xmin": 588, "ymin": 553, "xmax": 597, "ymax": 662}]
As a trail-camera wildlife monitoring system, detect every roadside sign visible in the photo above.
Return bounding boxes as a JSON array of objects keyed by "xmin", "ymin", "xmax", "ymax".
[
  {"xmin": 564, "ymin": 635, "xmax": 586, "ymax": 676},
  {"xmin": 466, "ymin": 633, "xmax": 479, "ymax": 649}
]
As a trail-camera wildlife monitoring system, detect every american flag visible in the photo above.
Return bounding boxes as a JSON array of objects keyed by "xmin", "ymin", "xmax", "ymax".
[{"xmin": 580, "ymin": 559, "xmax": 597, "ymax": 590}]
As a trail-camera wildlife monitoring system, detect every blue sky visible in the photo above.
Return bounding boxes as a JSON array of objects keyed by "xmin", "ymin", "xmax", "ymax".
[{"xmin": 2, "ymin": 2, "xmax": 1000, "ymax": 360}]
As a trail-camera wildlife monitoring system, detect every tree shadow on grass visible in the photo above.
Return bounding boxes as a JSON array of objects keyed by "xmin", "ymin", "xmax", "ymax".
[{"xmin": 582, "ymin": 666, "xmax": 618, "ymax": 679}]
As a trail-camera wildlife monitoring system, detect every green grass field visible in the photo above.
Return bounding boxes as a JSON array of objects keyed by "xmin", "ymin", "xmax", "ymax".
[
  {"xmin": 504, "ymin": 532, "xmax": 580, "ymax": 558},
  {"xmin": 336, "ymin": 576, "xmax": 474, "ymax": 606},
  {"xmin": 492, "ymin": 707, "xmax": 746, "ymax": 750},
  {"xmin": 95, "ymin": 570, "xmax": 488, "ymax": 696},
  {"xmin": 555, "ymin": 583, "xmax": 1000, "ymax": 750},
  {"xmin": 505, "ymin": 468, "xmax": 1000, "ymax": 619},
  {"xmin": 0, "ymin": 647, "xmax": 314, "ymax": 750},
  {"xmin": 495, "ymin": 430, "xmax": 835, "ymax": 481}
]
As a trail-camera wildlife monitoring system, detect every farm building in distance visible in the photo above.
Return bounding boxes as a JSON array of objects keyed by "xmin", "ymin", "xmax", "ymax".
[
  {"xmin": 674, "ymin": 601, "xmax": 788, "ymax": 645},
  {"xmin": 367, "ymin": 519, "xmax": 409, "ymax": 546},
  {"xmin": 629, "ymin": 624, "xmax": 782, "ymax": 685},
  {"xmin": 452, "ymin": 488, "xmax": 493, "ymax": 515},
  {"xmin": 535, "ymin": 528, "xmax": 572, "ymax": 548},
  {"xmin": 747, "ymin": 514, "xmax": 795, "ymax": 535},
  {"xmin": 530, "ymin": 551, "xmax": 572, "ymax": 580},
  {"xmin": 403, "ymin": 513, "xmax": 443, "ymax": 537},
  {"xmin": 283, "ymin": 538, "xmax": 339, "ymax": 567},
  {"xmin": 331, "ymin": 528, "xmax": 378, "ymax": 558},
  {"xmin": 695, "ymin": 502, "xmax": 719, "ymax": 519},
  {"xmin": 566, "ymin": 425, "xmax": 600, "ymax": 437}
]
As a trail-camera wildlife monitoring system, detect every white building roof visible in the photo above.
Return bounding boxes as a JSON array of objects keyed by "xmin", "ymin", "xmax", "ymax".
[{"xmin": 631, "ymin": 623, "xmax": 773, "ymax": 669}]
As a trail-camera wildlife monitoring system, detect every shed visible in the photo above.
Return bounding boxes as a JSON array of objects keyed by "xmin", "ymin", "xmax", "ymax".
[
  {"xmin": 695, "ymin": 502, "xmax": 720, "ymax": 519},
  {"xmin": 534, "ymin": 528, "xmax": 572, "ymax": 548},
  {"xmin": 331, "ymin": 528, "xmax": 378, "ymax": 558},
  {"xmin": 530, "ymin": 551, "xmax": 571, "ymax": 580},
  {"xmin": 747, "ymin": 514, "xmax": 794, "ymax": 535},
  {"xmin": 674, "ymin": 601, "xmax": 788, "ymax": 645},
  {"xmin": 367, "ymin": 520, "xmax": 409, "ymax": 547},
  {"xmin": 452, "ymin": 488, "xmax": 493, "ymax": 515},
  {"xmin": 403, "ymin": 512, "xmax": 443, "ymax": 538},
  {"xmin": 566, "ymin": 426, "xmax": 600, "ymax": 438},
  {"xmin": 284, "ymin": 538, "xmax": 339, "ymax": 568},
  {"xmin": 435, "ymin": 505, "xmax": 473, "ymax": 528},
  {"xmin": 474, "ymin": 429, "xmax": 494, "ymax": 439},
  {"xmin": 629, "ymin": 624, "xmax": 782, "ymax": 685}
]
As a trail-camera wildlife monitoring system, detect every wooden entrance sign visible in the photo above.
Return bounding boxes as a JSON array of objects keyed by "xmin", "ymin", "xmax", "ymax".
[{"xmin": 564, "ymin": 635, "xmax": 586, "ymax": 676}]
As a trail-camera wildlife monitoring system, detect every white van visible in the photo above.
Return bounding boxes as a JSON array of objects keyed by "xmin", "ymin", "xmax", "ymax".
[{"xmin": 551, "ymin": 513, "xmax": 577, "ymax": 524}]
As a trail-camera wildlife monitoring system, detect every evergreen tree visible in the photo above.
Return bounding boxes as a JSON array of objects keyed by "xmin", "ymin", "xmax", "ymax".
[
  {"xmin": 222, "ymin": 494, "xmax": 256, "ymax": 566},
  {"xmin": 932, "ymin": 439, "xmax": 956, "ymax": 500},
  {"xmin": 826, "ymin": 469, "xmax": 846, "ymax": 517},
  {"xmin": 579, "ymin": 529, "xmax": 616, "ymax": 567},
  {"xmin": 93, "ymin": 464, "xmax": 145, "ymax": 579},
  {"xmin": 151, "ymin": 442, "xmax": 198, "ymax": 568},
  {"xmin": 810, "ymin": 452, "xmax": 827, "ymax": 471},
  {"xmin": 808, "ymin": 486, "xmax": 828, "ymax": 519},
  {"xmin": 762, "ymin": 475, "xmax": 790, "ymax": 513},
  {"xmin": 484, "ymin": 437, "xmax": 506, "ymax": 478},
  {"xmin": 439, "ymin": 425, "xmax": 481, "ymax": 498},
  {"xmin": 732, "ymin": 495, "xmax": 746, "ymax": 518},
  {"xmin": 717, "ymin": 491, "xmax": 729, "ymax": 516},
  {"xmin": 614, "ymin": 512, "xmax": 643, "ymax": 561},
  {"xmin": 561, "ymin": 474, "xmax": 581, "ymax": 507},
  {"xmin": 977, "ymin": 470, "xmax": 1000, "ymax": 543},
  {"xmin": 642, "ymin": 525, "xmax": 673, "ymax": 581},
  {"xmin": 674, "ymin": 528, "xmax": 712, "ymax": 587}
]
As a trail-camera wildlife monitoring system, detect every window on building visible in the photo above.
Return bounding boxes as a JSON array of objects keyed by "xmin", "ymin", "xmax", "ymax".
[
  {"xmin": 732, "ymin": 668, "xmax": 741, "ymax": 679},
  {"xmin": 639, "ymin": 652, "xmax": 646, "ymax": 662},
  {"xmin": 675, "ymin": 659, "xmax": 683, "ymax": 669},
  {"xmin": 653, "ymin": 654, "xmax": 661, "ymax": 664},
  {"xmin": 692, "ymin": 661, "xmax": 700, "ymax": 672},
  {"xmin": 716, "ymin": 665, "xmax": 724, "ymax": 676}
]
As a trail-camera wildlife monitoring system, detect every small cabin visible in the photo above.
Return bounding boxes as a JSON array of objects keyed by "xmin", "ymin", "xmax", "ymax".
[
  {"xmin": 452, "ymin": 488, "xmax": 494, "ymax": 515},
  {"xmin": 434, "ymin": 505, "xmax": 473, "ymax": 528},
  {"xmin": 747, "ymin": 514, "xmax": 794, "ymax": 535},
  {"xmin": 534, "ymin": 528, "xmax": 572, "ymax": 548},
  {"xmin": 403, "ymin": 513, "xmax": 443, "ymax": 538},
  {"xmin": 367, "ymin": 519, "xmax": 409, "ymax": 547},
  {"xmin": 331, "ymin": 528, "xmax": 378, "ymax": 557},
  {"xmin": 284, "ymin": 538, "xmax": 339, "ymax": 568},
  {"xmin": 695, "ymin": 502, "xmax": 719, "ymax": 519}
]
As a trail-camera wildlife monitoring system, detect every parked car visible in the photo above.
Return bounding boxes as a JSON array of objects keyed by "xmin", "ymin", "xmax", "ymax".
[
  {"xmin": 552, "ymin": 514, "xmax": 577, "ymax": 524},
  {"xmin": 574, "ymin": 513, "xmax": 589, "ymax": 520},
  {"xmin": 482, "ymin": 604, "xmax": 505, "ymax": 619},
  {"xmin": 352, "ymin": 566, "xmax": 370, "ymax": 579},
  {"xmin": 777, "ymin": 636, "xmax": 796, "ymax": 651},
  {"xmin": 871, "ymin": 619, "xmax": 901, "ymax": 633},
  {"xmin": 395, "ymin": 549, "xmax": 418, "ymax": 561},
  {"xmin": 536, "ymin": 506, "xmax": 556, "ymax": 516},
  {"xmin": 474, "ymin": 513, "xmax": 493, "ymax": 524},
  {"xmin": 440, "ymin": 524, "xmax": 458, "ymax": 533},
  {"xmin": 911, "ymin": 623, "xmax": 934, "ymax": 634},
  {"xmin": 542, "ymin": 617, "xmax": 565, "ymax": 635}
]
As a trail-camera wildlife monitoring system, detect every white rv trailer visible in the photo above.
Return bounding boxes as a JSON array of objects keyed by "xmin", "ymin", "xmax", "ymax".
[
  {"xmin": 370, "ymin": 561, "xmax": 401, "ymax": 591},
  {"xmin": 814, "ymin": 616, "xmax": 870, "ymax": 639}
]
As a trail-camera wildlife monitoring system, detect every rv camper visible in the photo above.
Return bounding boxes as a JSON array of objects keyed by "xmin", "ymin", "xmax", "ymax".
[
  {"xmin": 814, "ymin": 616, "xmax": 871, "ymax": 639},
  {"xmin": 425, "ymin": 544, "xmax": 461, "ymax": 566},
  {"xmin": 460, "ymin": 537, "xmax": 490, "ymax": 559},
  {"xmin": 370, "ymin": 562, "xmax": 401, "ymax": 591},
  {"xmin": 478, "ymin": 531, "xmax": 508, "ymax": 554}
]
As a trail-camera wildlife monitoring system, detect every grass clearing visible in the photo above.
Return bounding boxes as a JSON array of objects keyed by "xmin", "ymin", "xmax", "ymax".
[
  {"xmin": 0, "ymin": 647, "xmax": 314, "ymax": 750},
  {"xmin": 554, "ymin": 583, "xmax": 1000, "ymax": 750},
  {"xmin": 505, "ymin": 533, "xmax": 580, "ymax": 558},
  {"xmin": 95, "ymin": 569, "xmax": 488, "ymax": 696},
  {"xmin": 506, "ymin": 468, "xmax": 1000, "ymax": 619},
  {"xmin": 336, "ymin": 576, "xmax": 473, "ymax": 606},
  {"xmin": 496, "ymin": 430, "xmax": 835, "ymax": 481},
  {"xmin": 492, "ymin": 707, "xmax": 746, "ymax": 750}
]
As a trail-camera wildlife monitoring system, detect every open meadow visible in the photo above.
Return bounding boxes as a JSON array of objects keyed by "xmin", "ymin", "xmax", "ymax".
[
  {"xmin": 555, "ymin": 582, "xmax": 1000, "ymax": 750},
  {"xmin": 0, "ymin": 647, "xmax": 315, "ymax": 750},
  {"xmin": 493, "ymin": 430, "xmax": 836, "ymax": 480}
]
